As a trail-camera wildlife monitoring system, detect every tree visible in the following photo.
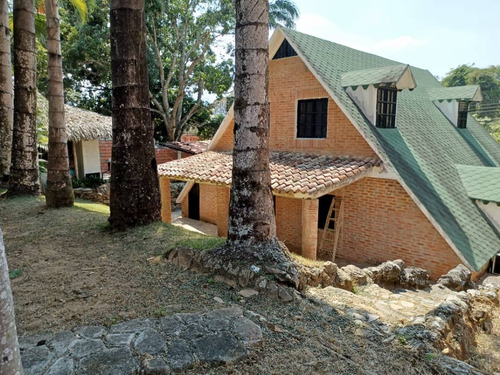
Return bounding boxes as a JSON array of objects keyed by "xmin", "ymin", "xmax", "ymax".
[
  {"xmin": 0, "ymin": 229, "xmax": 24, "ymax": 375},
  {"xmin": 269, "ymin": 0, "xmax": 299, "ymax": 28},
  {"xmin": 225, "ymin": 0, "xmax": 285, "ymax": 261},
  {"xmin": 44, "ymin": 0, "xmax": 75, "ymax": 207},
  {"xmin": 9, "ymin": 0, "xmax": 40, "ymax": 196},
  {"xmin": 109, "ymin": 0, "xmax": 161, "ymax": 230}
]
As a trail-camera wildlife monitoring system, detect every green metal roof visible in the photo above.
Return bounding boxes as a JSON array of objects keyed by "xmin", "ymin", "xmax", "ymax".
[
  {"xmin": 341, "ymin": 64, "xmax": 414, "ymax": 89},
  {"xmin": 428, "ymin": 85, "xmax": 483, "ymax": 102},
  {"xmin": 280, "ymin": 27, "xmax": 500, "ymax": 271},
  {"xmin": 456, "ymin": 164, "xmax": 500, "ymax": 203}
]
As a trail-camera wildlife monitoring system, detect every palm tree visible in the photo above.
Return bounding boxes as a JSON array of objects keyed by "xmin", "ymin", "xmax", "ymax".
[
  {"xmin": 0, "ymin": 229, "xmax": 23, "ymax": 375},
  {"xmin": 44, "ymin": 0, "xmax": 74, "ymax": 207},
  {"xmin": 0, "ymin": 0, "xmax": 13, "ymax": 182},
  {"xmin": 269, "ymin": 0, "xmax": 299, "ymax": 29},
  {"xmin": 9, "ymin": 0, "xmax": 40, "ymax": 196},
  {"xmin": 109, "ymin": 0, "xmax": 161, "ymax": 230},
  {"xmin": 226, "ymin": 0, "xmax": 285, "ymax": 262}
]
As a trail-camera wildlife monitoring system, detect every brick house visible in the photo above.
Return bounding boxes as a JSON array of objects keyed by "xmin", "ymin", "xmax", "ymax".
[{"xmin": 158, "ymin": 27, "xmax": 500, "ymax": 280}]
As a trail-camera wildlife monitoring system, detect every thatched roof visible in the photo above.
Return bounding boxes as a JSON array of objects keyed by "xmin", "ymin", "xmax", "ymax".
[{"xmin": 37, "ymin": 95, "xmax": 112, "ymax": 142}]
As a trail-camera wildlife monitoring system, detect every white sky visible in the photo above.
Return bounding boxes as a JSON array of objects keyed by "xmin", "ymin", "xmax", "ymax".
[{"xmin": 292, "ymin": 0, "xmax": 499, "ymax": 79}]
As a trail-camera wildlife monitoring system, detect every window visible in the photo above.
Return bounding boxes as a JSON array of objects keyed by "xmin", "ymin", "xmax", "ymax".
[
  {"xmin": 272, "ymin": 39, "xmax": 298, "ymax": 60},
  {"xmin": 457, "ymin": 101, "xmax": 469, "ymax": 128},
  {"xmin": 376, "ymin": 87, "xmax": 397, "ymax": 128},
  {"xmin": 318, "ymin": 195, "xmax": 335, "ymax": 229},
  {"xmin": 297, "ymin": 98, "xmax": 328, "ymax": 138}
]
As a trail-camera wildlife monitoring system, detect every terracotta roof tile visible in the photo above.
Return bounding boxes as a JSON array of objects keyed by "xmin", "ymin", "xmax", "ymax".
[{"xmin": 158, "ymin": 151, "xmax": 381, "ymax": 198}]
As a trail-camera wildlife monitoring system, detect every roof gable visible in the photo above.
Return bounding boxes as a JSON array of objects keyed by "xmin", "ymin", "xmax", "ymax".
[{"xmin": 279, "ymin": 27, "xmax": 500, "ymax": 270}]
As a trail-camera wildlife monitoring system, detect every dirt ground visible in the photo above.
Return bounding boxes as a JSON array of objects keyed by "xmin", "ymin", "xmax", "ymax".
[{"xmin": 0, "ymin": 196, "xmax": 496, "ymax": 374}]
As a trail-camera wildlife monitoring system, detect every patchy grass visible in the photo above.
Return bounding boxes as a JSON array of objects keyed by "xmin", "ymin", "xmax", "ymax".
[
  {"xmin": 291, "ymin": 253, "xmax": 325, "ymax": 268},
  {"xmin": 74, "ymin": 199, "xmax": 110, "ymax": 215}
]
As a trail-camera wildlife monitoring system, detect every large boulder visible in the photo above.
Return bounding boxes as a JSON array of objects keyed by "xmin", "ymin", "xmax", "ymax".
[{"xmin": 437, "ymin": 264, "xmax": 474, "ymax": 292}]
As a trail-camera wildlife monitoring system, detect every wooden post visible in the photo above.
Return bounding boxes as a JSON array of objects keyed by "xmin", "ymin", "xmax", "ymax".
[
  {"xmin": 160, "ymin": 177, "xmax": 171, "ymax": 223},
  {"xmin": 302, "ymin": 199, "xmax": 319, "ymax": 260}
]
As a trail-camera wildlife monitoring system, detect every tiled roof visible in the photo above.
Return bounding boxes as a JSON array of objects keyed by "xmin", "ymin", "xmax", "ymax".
[
  {"xmin": 341, "ymin": 64, "xmax": 413, "ymax": 89},
  {"xmin": 158, "ymin": 151, "xmax": 380, "ymax": 198},
  {"xmin": 280, "ymin": 27, "xmax": 500, "ymax": 270},
  {"xmin": 428, "ymin": 85, "xmax": 482, "ymax": 102},
  {"xmin": 158, "ymin": 141, "xmax": 209, "ymax": 155},
  {"xmin": 456, "ymin": 165, "xmax": 500, "ymax": 203}
]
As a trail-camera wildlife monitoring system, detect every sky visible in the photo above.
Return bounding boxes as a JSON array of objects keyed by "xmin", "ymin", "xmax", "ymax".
[{"xmin": 291, "ymin": 0, "xmax": 499, "ymax": 79}]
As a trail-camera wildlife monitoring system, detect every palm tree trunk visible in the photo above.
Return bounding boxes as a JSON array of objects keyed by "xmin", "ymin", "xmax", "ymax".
[
  {"xmin": 227, "ymin": 0, "xmax": 277, "ymax": 248},
  {"xmin": 9, "ymin": 0, "xmax": 40, "ymax": 196},
  {"xmin": 44, "ymin": 0, "xmax": 74, "ymax": 207},
  {"xmin": 0, "ymin": 0, "xmax": 13, "ymax": 182},
  {"xmin": 109, "ymin": 0, "xmax": 161, "ymax": 230},
  {"xmin": 0, "ymin": 229, "xmax": 24, "ymax": 375}
]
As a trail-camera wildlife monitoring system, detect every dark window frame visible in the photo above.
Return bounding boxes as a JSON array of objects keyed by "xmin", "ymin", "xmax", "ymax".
[
  {"xmin": 272, "ymin": 39, "xmax": 298, "ymax": 60},
  {"xmin": 296, "ymin": 98, "xmax": 328, "ymax": 139},
  {"xmin": 457, "ymin": 101, "xmax": 469, "ymax": 128},
  {"xmin": 376, "ymin": 87, "xmax": 398, "ymax": 128}
]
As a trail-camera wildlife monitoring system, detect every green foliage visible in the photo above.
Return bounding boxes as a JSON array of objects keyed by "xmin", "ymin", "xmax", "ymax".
[
  {"xmin": 9, "ymin": 269, "xmax": 23, "ymax": 279},
  {"xmin": 72, "ymin": 175, "xmax": 105, "ymax": 189},
  {"xmin": 197, "ymin": 114, "xmax": 225, "ymax": 140}
]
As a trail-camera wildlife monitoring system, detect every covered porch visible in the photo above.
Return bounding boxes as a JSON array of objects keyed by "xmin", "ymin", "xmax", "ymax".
[{"xmin": 158, "ymin": 150, "xmax": 381, "ymax": 261}]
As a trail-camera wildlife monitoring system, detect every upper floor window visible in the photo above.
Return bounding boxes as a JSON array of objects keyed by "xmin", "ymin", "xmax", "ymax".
[
  {"xmin": 273, "ymin": 39, "xmax": 298, "ymax": 60},
  {"xmin": 297, "ymin": 98, "xmax": 328, "ymax": 138},
  {"xmin": 376, "ymin": 87, "xmax": 397, "ymax": 128},
  {"xmin": 457, "ymin": 101, "xmax": 469, "ymax": 128}
]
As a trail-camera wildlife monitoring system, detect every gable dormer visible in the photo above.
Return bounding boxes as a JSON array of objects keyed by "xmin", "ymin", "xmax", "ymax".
[
  {"xmin": 428, "ymin": 85, "xmax": 482, "ymax": 128},
  {"xmin": 272, "ymin": 39, "xmax": 298, "ymax": 60},
  {"xmin": 342, "ymin": 65, "xmax": 416, "ymax": 128}
]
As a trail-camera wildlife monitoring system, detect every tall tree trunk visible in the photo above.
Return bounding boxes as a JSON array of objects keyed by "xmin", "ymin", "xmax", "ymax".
[
  {"xmin": 227, "ymin": 0, "xmax": 277, "ymax": 249},
  {"xmin": 44, "ymin": 0, "xmax": 74, "ymax": 207},
  {"xmin": 0, "ymin": 0, "xmax": 13, "ymax": 182},
  {"xmin": 0, "ymin": 229, "xmax": 24, "ymax": 375},
  {"xmin": 109, "ymin": 0, "xmax": 161, "ymax": 230},
  {"xmin": 9, "ymin": 0, "xmax": 40, "ymax": 196}
]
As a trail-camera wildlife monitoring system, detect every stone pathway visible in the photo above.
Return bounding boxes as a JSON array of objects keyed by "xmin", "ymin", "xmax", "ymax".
[
  {"xmin": 19, "ymin": 307, "xmax": 262, "ymax": 375},
  {"xmin": 171, "ymin": 209, "xmax": 218, "ymax": 236}
]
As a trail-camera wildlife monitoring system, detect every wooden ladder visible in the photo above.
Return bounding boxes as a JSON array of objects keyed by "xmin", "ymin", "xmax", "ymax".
[{"xmin": 319, "ymin": 197, "xmax": 344, "ymax": 262}]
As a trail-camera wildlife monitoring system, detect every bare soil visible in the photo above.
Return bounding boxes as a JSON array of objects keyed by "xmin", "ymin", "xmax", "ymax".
[{"xmin": 0, "ymin": 196, "xmax": 494, "ymax": 374}]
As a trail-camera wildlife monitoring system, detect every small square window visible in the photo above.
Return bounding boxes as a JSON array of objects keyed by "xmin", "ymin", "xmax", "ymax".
[
  {"xmin": 376, "ymin": 88, "xmax": 397, "ymax": 128},
  {"xmin": 297, "ymin": 98, "xmax": 328, "ymax": 138},
  {"xmin": 457, "ymin": 101, "xmax": 469, "ymax": 128}
]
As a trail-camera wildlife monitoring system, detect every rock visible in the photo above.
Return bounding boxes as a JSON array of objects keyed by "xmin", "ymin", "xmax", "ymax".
[
  {"xmin": 75, "ymin": 325, "xmax": 107, "ymax": 339},
  {"xmin": 109, "ymin": 318, "xmax": 156, "ymax": 334},
  {"xmin": 213, "ymin": 296, "xmax": 224, "ymax": 304},
  {"xmin": 193, "ymin": 332, "xmax": 247, "ymax": 364},
  {"xmin": 278, "ymin": 286, "xmax": 294, "ymax": 302},
  {"xmin": 336, "ymin": 268, "xmax": 353, "ymax": 291},
  {"xmin": 400, "ymin": 301, "xmax": 415, "ymax": 308},
  {"xmin": 134, "ymin": 328, "xmax": 166, "ymax": 356},
  {"xmin": 177, "ymin": 248, "xmax": 195, "ymax": 269},
  {"xmin": 205, "ymin": 318, "xmax": 231, "ymax": 332},
  {"xmin": 45, "ymin": 356, "xmax": 75, "ymax": 375},
  {"xmin": 238, "ymin": 289, "xmax": 259, "ymax": 298},
  {"xmin": 78, "ymin": 347, "xmax": 138, "ymax": 375},
  {"xmin": 233, "ymin": 317, "xmax": 263, "ymax": 344},
  {"xmin": 165, "ymin": 339, "xmax": 195, "ymax": 371},
  {"xmin": 49, "ymin": 331, "xmax": 78, "ymax": 355},
  {"xmin": 159, "ymin": 315, "xmax": 183, "ymax": 336},
  {"xmin": 400, "ymin": 267, "xmax": 430, "ymax": 289},
  {"xmin": 179, "ymin": 323, "xmax": 209, "ymax": 341},
  {"xmin": 19, "ymin": 333, "xmax": 53, "ymax": 350},
  {"xmin": 365, "ymin": 261, "xmax": 402, "ymax": 285},
  {"xmin": 106, "ymin": 333, "xmax": 135, "ymax": 347},
  {"xmin": 437, "ymin": 264, "xmax": 473, "ymax": 291},
  {"xmin": 142, "ymin": 357, "xmax": 170, "ymax": 375},
  {"xmin": 322, "ymin": 261, "xmax": 338, "ymax": 277},
  {"xmin": 68, "ymin": 339, "xmax": 106, "ymax": 359},
  {"xmin": 21, "ymin": 345, "xmax": 53, "ymax": 375},
  {"xmin": 341, "ymin": 265, "xmax": 368, "ymax": 286}
]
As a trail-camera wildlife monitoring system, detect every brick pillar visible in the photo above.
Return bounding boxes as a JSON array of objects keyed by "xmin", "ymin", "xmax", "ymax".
[
  {"xmin": 160, "ymin": 177, "xmax": 172, "ymax": 223},
  {"xmin": 302, "ymin": 199, "xmax": 319, "ymax": 260}
]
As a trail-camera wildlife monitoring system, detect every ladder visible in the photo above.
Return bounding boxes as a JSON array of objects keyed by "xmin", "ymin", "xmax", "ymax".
[{"xmin": 319, "ymin": 197, "xmax": 344, "ymax": 262}]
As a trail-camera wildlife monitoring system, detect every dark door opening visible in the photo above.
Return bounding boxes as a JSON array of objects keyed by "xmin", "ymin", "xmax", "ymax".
[{"xmin": 188, "ymin": 183, "xmax": 200, "ymax": 220}]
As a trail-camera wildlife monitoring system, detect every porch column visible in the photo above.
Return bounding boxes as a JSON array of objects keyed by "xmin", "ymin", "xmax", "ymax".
[
  {"xmin": 160, "ymin": 177, "xmax": 172, "ymax": 223},
  {"xmin": 302, "ymin": 198, "xmax": 319, "ymax": 260}
]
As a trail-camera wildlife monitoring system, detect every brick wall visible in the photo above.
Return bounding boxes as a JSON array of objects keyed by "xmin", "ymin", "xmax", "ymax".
[
  {"xmin": 213, "ymin": 56, "xmax": 376, "ymax": 159},
  {"xmin": 216, "ymin": 186, "xmax": 230, "ymax": 237},
  {"xmin": 334, "ymin": 178, "xmax": 462, "ymax": 279},
  {"xmin": 99, "ymin": 140, "xmax": 112, "ymax": 174},
  {"xmin": 200, "ymin": 184, "xmax": 218, "ymax": 224},
  {"xmin": 99, "ymin": 141, "xmax": 191, "ymax": 174},
  {"xmin": 275, "ymin": 196, "xmax": 302, "ymax": 252}
]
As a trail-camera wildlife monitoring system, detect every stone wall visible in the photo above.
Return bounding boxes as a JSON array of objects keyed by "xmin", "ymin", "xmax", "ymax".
[{"xmin": 73, "ymin": 184, "xmax": 110, "ymax": 205}]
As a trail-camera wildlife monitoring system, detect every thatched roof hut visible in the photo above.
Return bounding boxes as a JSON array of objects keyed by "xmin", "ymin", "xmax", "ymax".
[{"xmin": 37, "ymin": 95, "xmax": 112, "ymax": 142}]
